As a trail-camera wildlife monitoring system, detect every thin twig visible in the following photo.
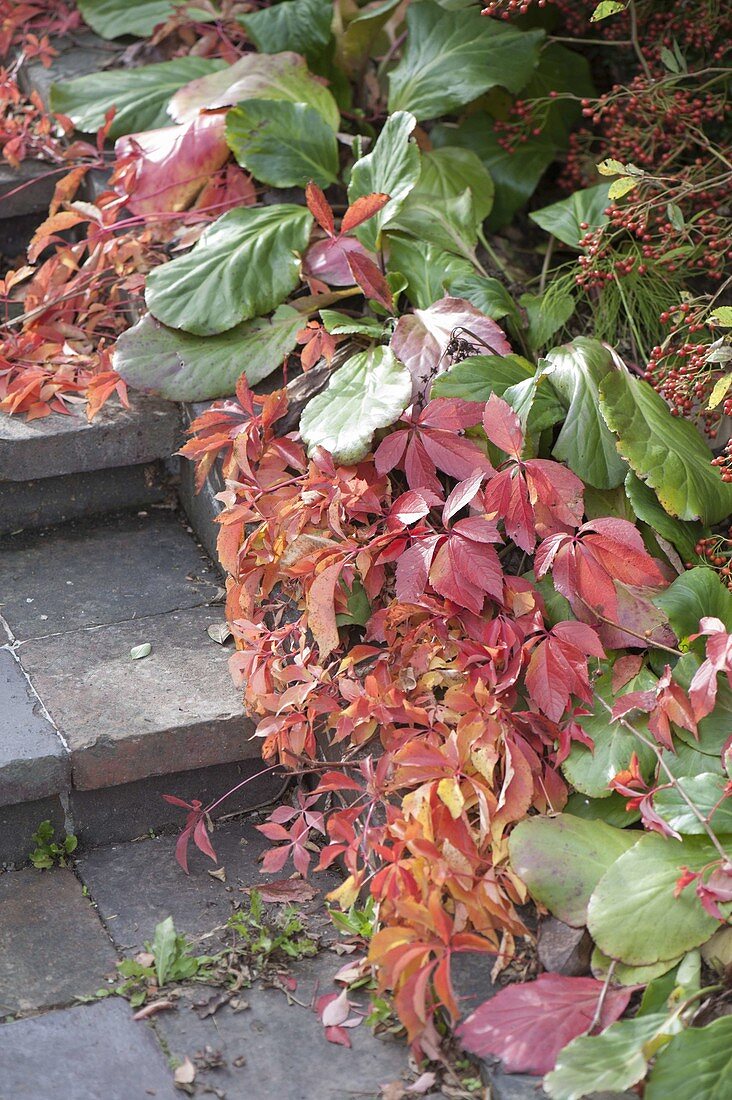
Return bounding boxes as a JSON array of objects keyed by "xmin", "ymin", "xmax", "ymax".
[{"xmin": 588, "ymin": 960, "xmax": 616, "ymax": 1034}]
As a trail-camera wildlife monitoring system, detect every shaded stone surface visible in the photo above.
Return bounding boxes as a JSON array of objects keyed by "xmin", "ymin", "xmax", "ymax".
[
  {"xmin": 18, "ymin": 32, "xmax": 122, "ymax": 109},
  {"xmin": 0, "ymin": 462, "xmax": 169, "ymax": 536},
  {"xmin": 0, "ymin": 160, "xmax": 57, "ymax": 218},
  {"xmin": 0, "ymin": 647, "xmax": 67, "ymax": 806},
  {"xmin": 0, "ymin": 998, "xmax": 178, "ymax": 1099},
  {"xmin": 155, "ymin": 952, "xmax": 408, "ymax": 1100},
  {"xmin": 0, "ymin": 867, "xmax": 117, "ymax": 1017},
  {"xmin": 70, "ymin": 758, "xmax": 284, "ymax": 847},
  {"xmin": 177, "ymin": 447, "xmax": 223, "ymax": 566},
  {"xmin": 77, "ymin": 818, "xmax": 337, "ymax": 954},
  {"xmin": 0, "ymin": 510, "xmax": 217, "ymax": 640},
  {"xmin": 18, "ymin": 605, "xmax": 255, "ymax": 790},
  {"xmin": 537, "ymin": 917, "xmax": 592, "ymax": 977},
  {"xmin": 0, "ymin": 794, "xmax": 65, "ymax": 868},
  {"xmin": 0, "ymin": 396, "xmax": 180, "ymax": 482}
]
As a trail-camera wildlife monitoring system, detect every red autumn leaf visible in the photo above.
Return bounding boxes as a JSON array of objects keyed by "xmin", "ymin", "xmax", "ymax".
[
  {"xmin": 396, "ymin": 516, "xmax": 503, "ymax": 613},
  {"xmin": 375, "ymin": 398, "xmax": 494, "ymax": 497},
  {"xmin": 482, "ymin": 396, "xmax": 584, "ymax": 553},
  {"xmin": 302, "ymin": 234, "xmax": 371, "ymax": 286},
  {"xmin": 689, "ymin": 616, "xmax": 732, "ymax": 720},
  {"xmin": 305, "ymin": 180, "xmax": 335, "ymax": 237},
  {"xmin": 306, "ymin": 560, "xmax": 344, "ymax": 657},
  {"xmin": 456, "ymin": 973, "xmax": 632, "ymax": 1075},
  {"xmin": 346, "ymin": 250, "xmax": 394, "ymax": 312},
  {"xmin": 612, "ymin": 663, "xmax": 697, "ymax": 750},
  {"xmin": 524, "ymin": 621, "xmax": 605, "ymax": 723},
  {"xmin": 340, "ymin": 192, "xmax": 390, "ymax": 234},
  {"xmin": 535, "ymin": 517, "xmax": 667, "ymax": 624}
]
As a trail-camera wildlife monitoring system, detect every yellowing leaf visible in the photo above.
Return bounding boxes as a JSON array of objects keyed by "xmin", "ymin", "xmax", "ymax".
[
  {"xmin": 437, "ymin": 777, "xmax": 465, "ymax": 819},
  {"xmin": 327, "ymin": 874, "xmax": 361, "ymax": 911},
  {"xmin": 591, "ymin": 0, "xmax": 626, "ymax": 21},
  {"xmin": 608, "ymin": 176, "xmax": 640, "ymax": 200},
  {"xmin": 596, "ymin": 158, "xmax": 626, "ymax": 176},
  {"xmin": 708, "ymin": 373, "xmax": 732, "ymax": 409},
  {"xmin": 710, "ymin": 306, "xmax": 732, "ymax": 327}
]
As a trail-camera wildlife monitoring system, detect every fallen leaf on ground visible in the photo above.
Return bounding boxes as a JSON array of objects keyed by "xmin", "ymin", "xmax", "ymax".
[
  {"xmin": 253, "ymin": 878, "xmax": 317, "ymax": 904},
  {"xmin": 207, "ymin": 866, "xmax": 227, "ymax": 882},
  {"xmin": 132, "ymin": 999, "xmax": 175, "ymax": 1020},
  {"xmin": 173, "ymin": 1056, "xmax": 196, "ymax": 1092}
]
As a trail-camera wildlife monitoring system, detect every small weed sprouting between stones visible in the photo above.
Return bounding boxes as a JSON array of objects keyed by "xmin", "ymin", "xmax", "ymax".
[
  {"xmin": 111, "ymin": 893, "xmax": 318, "ymax": 1010},
  {"xmin": 29, "ymin": 820, "xmax": 77, "ymax": 869}
]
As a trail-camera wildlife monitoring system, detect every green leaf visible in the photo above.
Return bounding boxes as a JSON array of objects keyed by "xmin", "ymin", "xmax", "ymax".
[
  {"xmin": 592, "ymin": 946, "xmax": 680, "ymax": 987},
  {"xmin": 661, "ymin": 739, "xmax": 725, "ymax": 781},
  {"xmin": 152, "ymin": 917, "xmax": 178, "ymax": 987},
  {"xmin": 167, "ymin": 51, "xmax": 340, "ymax": 129},
  {"xmin": 238, "ymin": 0, "xmax": 333, "ymax": 65},
  {"xmin": 337, "ymin": 0, "xmax": 402, "ymax": 76},
  {"xmin": 50, "ymin": 58, "xmax": 225, "ymax": 141},
  {"xmin": 390, "ymin": 189, "xmax": 480, "ymax": 263},
  {"xmin": 710, "ymin": 306, "xmax": 732, "ymax": 327},
  {"xmin": 385, "ymin": 236, "xmax": 474, "ymax": 309},
  {"xmin": 666, "ymin": 202, "xmax": 685, "ymax": 231},
  {"xmin": 591, "ymin": 1, "xmax": 627, "ymax": 21},
  {"xmin": 544, "ymin": 337, "xmax": 629, "ymax": 489},
  {"xmin": 449, "ymin": 275, "xmax": 521, "ymax": 326},
  {"xmin": 587, "ymin": 834, "xmax": 725, "ymax": 965},
  {"xmin": 530, "ymin": 183, "xmax": 611, "ymax": 248},
  {"xmin": 564, "ymin": 791, "xmax": 639, "ymax": 829},
  {"xmin": 608, "ymin": 175, "xmax": 640, "ymax": 199},
  {"xmin": 597, "ymin": 158, "xmax": 627, "ymax": 176},
  {"xmin": 520, "ymin": 290, "xmax": 574, "ymax": 353},
  {"xmin": 145, "ymin": 205, "xmax": 312, "ymax": 336},
  {"xmin": 625, "ymin": 472, "xmax": 704, "ymax": 564},
  {"xmin": 130, "ymin": 643, "xmax": 152, "ymax": 660},
  {"xmin": 300, "ymin": 346, "xmax": 412, "ymax": 463},
  {"xmin": 113, "ymin": 306, "xmax": 303, "ymax": 401},
  {"xmin": 708, "ymin": 374, "xmax": 732, "ymax": 410},
  {"xmin": 77, "ymin": 0, "xmax": 212, "ymax": 39},
  {"xmin": 599, "ymin": 370, "xmax": 732, "ymax": 524},
  {"xmin": 347, "ymin": 112, "xmax": 421, "ymax": 252},
  {"xmin": 226, "ymin": 100, "xmax": 338, "ymax": 188},
  {"xmin": 433, "ymin": 118, "xmax": 557, "ymax": 231},
  {"xmin": 508, "ymin": 813, "xmax": 638, "ymax": 927},
  {"xmin": 544, "ymin": 1015, "xmax": 670, "ymax": 1100},
  {"xmin": 519, "ymin": 43, "xmax": 595, "ymax": 144},
  {"xmin": 407, "ymin": 147, "xmax": 495, "ymax": 225},
  {"xmin": 655, "ymin": 567, "xmax": 732, "ymax": 639},
  {"xmin": 562, "ymin": 669, "xmax": 658, "ymax": 798},
  {"xmin": 645, "ymin": 1016, "xmax": 732, "ymax": 1100},
  {"xmin": 388, "ymin": 1, "xmax": 543, "ymax": 121},
  {"xmin": 432, "ymin": 353, "xmax": 564, "ymax": 433},
  {"xmin": 655, "ymin": 774, "xmax": 732, "ymax": 836},
  {"xmin": 319, "ymin": 311, "xmax": 387, "ymax": 338}
]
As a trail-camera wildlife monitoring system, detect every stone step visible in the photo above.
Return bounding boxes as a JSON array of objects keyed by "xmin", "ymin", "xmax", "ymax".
[
  {"xmin": 0, "ymin": 509, "xmax": 275, "ymax": 865},
  {"xmin": 0, "ymin": 395, "xmax": 183, "ymax": 533}
]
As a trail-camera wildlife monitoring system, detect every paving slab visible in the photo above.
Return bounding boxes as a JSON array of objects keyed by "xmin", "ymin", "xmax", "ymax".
[
  {"xmin": 70, "ymin": 758, "xmax": 284, "ymax": 847},
  {"xmin": 0, "ymin": 647, "xmax": 67, "ymax": 806},
  {"xmin": 0, "ymin": 160, "xmax": 59, "ymax": 218},
  {"xmin": 0, "ymin": 462, "xmax": 169, "ymax": 536},
  {"xmin": 0, "ymin": 395, "xmax": 180, "ymax": 482},
  {"xmin": 0, "ymin": 793, "xmax": 66, "ymax": 868},
  {"xmin": 0, "ymin": 509, "xmax": 217, "ymax": 640},
  {"xmin": 18, "ymin": 32, "xmax": 123, "ymax": 110},
  {"xmin": 0, "ymin": 998, "xmax": 178, "ymax": 1100},
  {"xmin": 77, "ymin": 818, "xmax": 338, "ymax": 953},
  {"xmin": 0, "ymin": 867, "xmax": 118, "ymax": 1017},
  {"xmin": 154, "ymin": 952, "xmax": 409, "ymax": 1100},
  {"xmin": 17, "ymin": 605, "xmax": 255, "ymax": 790}
]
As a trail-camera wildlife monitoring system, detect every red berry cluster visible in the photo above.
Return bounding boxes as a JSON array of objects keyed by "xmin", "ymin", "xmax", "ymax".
[
  {"xmin": 643, "ymin": 302, "xmax": 731, "ymax": 442},
  {"xmin": 711, "ymin": 442, "xmax": 732, "ymax": 486},
  {"xmin": 694, "ymin": 534, "xmax": 732, "ymax": 589}
]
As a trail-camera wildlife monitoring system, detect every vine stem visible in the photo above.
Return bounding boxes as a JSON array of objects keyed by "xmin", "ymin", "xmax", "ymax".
[
  {"xmin": 629, "ymin": 1, "xmax": 653, "ymax": 82},
  {"xmin": 587, "ymin": 960, "xmax": 616, "ymax": 1034},
  {"xmin": 596, "ymin": 694, "xmax": 732, "ymax": 863}
]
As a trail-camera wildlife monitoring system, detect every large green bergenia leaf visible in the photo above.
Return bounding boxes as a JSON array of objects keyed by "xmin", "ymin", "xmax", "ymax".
[
  {"xmin": 390, "ymin": 190, "xmax": 480, "ymax": 264},
  {"xmin": 625, "ymin": 472, "xmax": 704, "ymax": 564},
  {"xmin": 238, "ymin": 0, "xmax": 333, "ymax": 65},
  {"xmin": 545, "ymin": 1015, "xmax": 673, "ymax": 1100},
  {"xmin": 167, "ymin": 52, "xmax": 340, "ymax": 129},
  {"xmin": 530, "ymin": 183, "xmax": 611, "ymax": 248},
  {"xmin": 406, "ymin": 147, "xmax": 495, "ymax": 225},
  {"xmin": 388, "ymin": 1, "xmax": 544, "ymax": 121},
  {"xmin": 145, "ymin": 205, "xmax": 313, "ymax": 336},
  {"xmin": 300, "ymin": 346, "xmax": 412, "ymax": 464},
  {"xmin": 347, "ymin": 112, "xmax": 421, "ymax": 252},
  {"xmin": 78, "ymin": 0, "xmax": 212, "ymax": 39},
  {"xmin": 337, "ymin": 0, "xmax": 402, "ymax": 76},
  {"xmin": 544, "ymin": 337, "xmax": 628, "ymax": 489},
  {"xmin": 385, "ymin": 236, "xmax": 475, "ymax": 309},
  {"xmin": 50, "ymin": 59, "xmax": 225, "ymax": 140},
  {"xmin": 508, "ymin": 814, "xmax": 638, "ymax": 927},
  {"xmin": 645, "ymin": 1016, "xmax": 732, "ymax": 1100},
  {"xmin": 654, "ymin": 566, "xmax": 732, "ymax": 639},
  {"xmin": 432, "ymin": 353, "xmax": 564, "ymax": 433},
  {"xmin": 654, "ymin": 773, "xmax": 732, "ymax": 836},
  {"xmin": 432, "ymin": 117, "xmax": 557, "ymax": 231},
  {"xmin": 562, "ymin": 669, "xmax": 658, "ymax": 798},
  {"xmin": 521, "ymin": 43, "xmax": 595, "ymax": 143},
  {"xmin": 587, "ymin": 833, "xmax": 727, "ymax": 964},
  {"xmin": 599, "ymin": 369, "xmax": 732, "ymax": 523},
  {"xmin": 226, "ymin": 101, "xmax": 338, "ymax": 188},
  {"xmin": 113, "ymin": 307, "xmax": 303, "ymax": 401}
]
